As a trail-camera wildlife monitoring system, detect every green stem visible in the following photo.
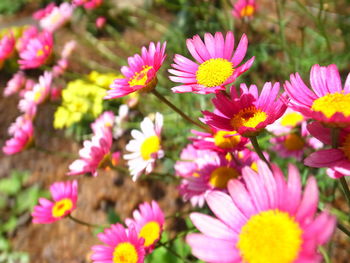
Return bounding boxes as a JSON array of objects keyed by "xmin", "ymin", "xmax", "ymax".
[
  {"xmin": 151, "ymin": 89, "xmax": 210, "ymax": 132},
  {"xmin": 249, "ymin": 136, "xmax": 271, "ymax": 169},
  {"xmin": 68, "ymin": 214, "xmax": 104, "ymax": 228},
  {"xmin": 337, "ymin": 222, "xmax": 350, "ymax": 238},
  {"xmin": 318, "ymin": 245, "xmax": 331, "ymax": 263},
  {"xmin": 157, "ymin": 242, "xmax": 193, "ymax": 263}
]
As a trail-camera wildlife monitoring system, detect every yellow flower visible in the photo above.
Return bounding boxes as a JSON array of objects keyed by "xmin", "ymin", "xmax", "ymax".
[{"xmin": 88, "ymin": 71, "xmax": 121, "ymax": 89}]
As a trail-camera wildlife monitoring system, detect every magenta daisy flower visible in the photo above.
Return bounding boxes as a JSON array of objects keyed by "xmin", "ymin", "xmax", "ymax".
[
  {"xmin": 169, "ymin": 32, "xmax": 254, "ymax": 94},
  {"xmin": 91, "ymin": 223, "xmax": 145, "ymax": 263},
  {"xmin": 3, "ymin": 117, "xmax": 34, "ymax": 155},
  {"xmin": 187, "ymin": 161, "xmax": 336, "ymax": 263},
  {"xmin": 18, "ymin": 31, "xmax": 53, "ymax": 69},
  {"xmin": 202, "ymin": 83, "xmax": 286, "ymax": 137},
  {"xmin": 68, "ymin": 129, "xmax": 112, "ymax": 177},
  {"xmin": 105, "ymin": 42, "xmax": 166, "ymax": 99},
  {"xmin": 232, "ymin": 0, "xmax": 257, "ymax": 19},
  {"xmin": 191, "ymin": 128, "xmax": 248, "ymax": 154},
  {"xmin": 73, "ymin": 0, "xmax": 103, "ymax": 10},
  {"xmin": 125, "ymin": 201, "xmax": 165, "ymax": 253},
  {"xmin": 305, "ymin": 122, "xmax": 350, "ymax": 178},
  {"xmin": 0, "ymin": 32, "xmax": 15, "ymax": 62},
  {"xmin": 284, "ymin": 64, "xmax": 350, "ymax": 127},
  {"xmin": 32, "ymin": 180, "xmax": 78, "ymax": 224}
]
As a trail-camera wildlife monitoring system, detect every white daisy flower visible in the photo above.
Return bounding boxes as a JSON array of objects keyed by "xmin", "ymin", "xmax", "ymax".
[{"xmin": 124, "ymin": 112, "xmax": 164, "ymax": 181}]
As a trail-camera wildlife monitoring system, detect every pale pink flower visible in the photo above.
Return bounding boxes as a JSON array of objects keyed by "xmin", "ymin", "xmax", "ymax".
[
  {"xmin": 39, "ymin": 3, "xmax": 74, "ymax": 32},
  {"xmin": 61, "ymin": 40, "xmax": 77, "ymax": 59},
  {"xmin": 52, "ymin": 59, "xmax": 68, "ymax": 77},
  {"xmin": 32, "ymin": 180, "xmax": 78, "ymax": 224},
  {"xmin": 106, "ymin": 42, "xmax": 166, "ymax": 99},
  {"xmin": 187, "ymin": 161, "xmax": 336, "ymax": 263},
  {"xmin": 3, "ymin": 71, "xmax": 26, "ymax": 97},
  {"xmin": 125, "ymin": 201, "xmax": 165, "ymax": 253},
  {"xmin": 91, "ymin": 223, "xmax": 145, "ymax": 263},
  {"xmin": 113, "ymin": 104, "xmax": 129, "ymax": 139},
  {"xmin": 96, "ymin": 16, "xmax": 106, "ymax": 29},
  {"xmin": 232, "ymin": 0, "xmax": 257, "ymax": 19},
  {"xmin": 305, "ymin": 122, "xmax": 350, "ymax": 178},
  {"xmin": 19, "ymin": 31, "xmax": 53, "ymax": 69},
  {"xmin": 169, "ymin": 32, "xmax": 254, "ymax": 94},
  {"xmin": 3, "ymin": 118, "xmax": 34, "ymax": 155},
  {"xmin": 68, "ymin": 129, "xmax": 113, "ymax": 177},
  {"xmin": 33, "ymin": 3, "xmax": 56, "ymax": 20},
  {"xmin": 91, "ymin": 111, "xmax": 115, "ymax": 134}
]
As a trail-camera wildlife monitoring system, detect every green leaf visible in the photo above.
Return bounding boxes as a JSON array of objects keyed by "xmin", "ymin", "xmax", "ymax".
[
  {"xmin": 14, "ymin": 186, "xmax": 41, "ymax": 214},
  {"xmin": 0, "ymin": 177, "xmax": 21, "ymax": 195}
]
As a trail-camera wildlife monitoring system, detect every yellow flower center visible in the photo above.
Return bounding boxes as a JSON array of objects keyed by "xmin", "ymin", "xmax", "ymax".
[
  {"xmin": 36, "ymin": 49, "xmax": 44, "ymax": 57},
  {"xmin": 311, "ymin": 92, "xmax": 350, "ymax": 118},
  {"xmin": 283, "ymin": 133, "xmax": 305, "ymax": 151},
  {"xmin": 99, "ymin": 153, "xmax": 111, "ymax": 169},
  {"xmin": 52, "ymin": 198, "xmax": 73, "ymax": 218},
  {"xmin": 113, "ymin": 242, "xmax": 138, "ymax": 263},
  {"xmin": 128, "ymin": 66, "xmax": 153, "ymax": 87},
  {"xmin": 140, "ymin": 135, "xmax": 160, "ymax": 160},
  {"xmin": 280, "ymin": 112, "xmax": 304, "ymax": 127},
  {"xmin": 34, "ymin": 90, "xmax": 42, "ymax": 103},
  {"xmin": 214, "ymin": 130, "xmax": 241, "ymax": 149},
  {"xmin": 139, "ymin": 221, "xmax": 161, "ymax": 247},
  {"xmin": 196, "ymin": 58, "xmax": 234, "ymax": 87},
  {"xmin": 237, "ymin": 210, "xmax": 303, "ymax": 263},
  {"xmin": 341, "ymin": 134, "xmax": 350, "ymax": 161},
  {"xmin": 240, "ymin": 5, "xmax": 255, "ymax": 17},
  {"xmin": 209, "ymin": 166, "xmax": 239, "ymax": 189},
  {"xmin": 230, "ymin": 106, "xmax": 268, "ymax": 131},
  {"xmin": 250, "ymin": 161, "xmax": 258, "ymax": 172}
]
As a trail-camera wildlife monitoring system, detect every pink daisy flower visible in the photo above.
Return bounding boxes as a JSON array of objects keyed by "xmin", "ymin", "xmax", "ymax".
[
  {"xmin": 61, "ymin": 40, "xmax": 77, "ymax": 59},
  {"xmin": 202, "ymin": 83, "xmax": 286, "ymax": 137},
  {"xmin": 32, "ymin": 180, "xmax": 78, "ymax": 224},
  {"xmin": 169, "ymin": 32, "xmax": 254, "ymax": 94},
  {"xmin": 125, "ymin": 201, "xmax": 165, "ymax": 253},
  {"xmin": 0, "ymin": 32, "xmax": 15, "ymax": 62},
  {"xmin": 52, "ymin": 58, "xmax": 68, "ymax": 77},
  {"xmin": 3, "ymin": 71, "xmax": 26, "ymax": 97},
  {"xmin": 91, "ymin": 111, "xmax": 115, "ymax": 134},
  {"xmin": 191, "ymin": 128, "xmax": 248, "ymax": 154},
  {"xmin": 305, "ymin": 121, "xmax": 350, "ymax": 178},
  {"xmin": 39, "ymin": 3, "xmax": 74, "ymax": 32},
  {"xmin": 3, "ymin": 118, "xmax": 34, "ymax": 155},
  {"xmin": 74, "ymin": 0, "xmax": 103, "ymax": 10},
  {"xmin": 284, "ymin": 64, "xmax": 350, "ymax": 127},
  {"xmin": 67, "ymin": 130, "xmax": 112, "ymax": 177},
  {"xmin": 33, "ymin": 2, "xmax": 56, "ymax": 20},
  {"xmin": 232, "ymin": 0, "xmax": 257, "ymax": 19},
  {"xmin": 187, "ymin": 161, "xmax": 336, "ymax": 263},
  {"xmin": 91, "ymin": 223, "xmax": 145, "ymax": 263},
  {"xmin": 16, "ymin": 26, "xmax": 39, "ymax": 53},
  {"xmin": 270, "ymin": 123, "xmax": 322, "ymax": 161},
  {"xmin": 105, "ymin": 42, "xmax": 166, "ymax": 99},
  {"xmin": 124, "ymin": 113, "xmax": 164, "ymax": 181},
  {"xmin": 18, "ymin": 31, "xmax": 53, "ymax": 69},
  {"xmin": 96, "ymin": 16, "xmax": 106, "ymax": 29}
]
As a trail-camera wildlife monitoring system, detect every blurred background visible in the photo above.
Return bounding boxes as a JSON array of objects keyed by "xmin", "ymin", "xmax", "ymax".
[{"xmin": 0, "ymin": 0, "xmax": 350, "ymax": 262}]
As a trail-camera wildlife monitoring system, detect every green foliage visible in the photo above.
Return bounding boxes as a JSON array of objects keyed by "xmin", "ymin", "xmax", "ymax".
[{"xmin": 0, "ymin": 0, "xmax": 26, "ymax": 14}]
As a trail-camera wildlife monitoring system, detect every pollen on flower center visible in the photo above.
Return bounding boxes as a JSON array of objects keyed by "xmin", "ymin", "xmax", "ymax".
[
  {"xmin": 196, "ymin": 58, "xmax": 234, "ymax": 88},
  {"xmin": 209, "ymin": 166, "xmax": 239, "ymax": 189},
  {"xmin": 311, "ymin": 92, "xmax": 350, "ymax": 118},
  {"xmin": 139, "ymin": 221, "xmax": 161, "ymax": 247},
  {"xmin": 52, "ymin": 198, "xmax": 73, "ymax": 218},
  {"xmin": 214, "ymin": 130, "xmax": 241, "ymax": 149},
  {"xmin": 341, "ymin": 134, "xmax": 350, "ymax": 161},
  {"xmin": 113, "ymin": 242, "xmax": 138, "ymax": 263},
  {"xmin": 240, "ymin": 5, "xmax": 255, "ymax": 17},
  {"xmin": 280, "ymin": 112, "xmax": 304, "ymax": 127},
  {"xmin": 230, "ymin": 106, "xmax": 268, "ymax": 130},
  {"xmin": 140, "ymin": 135, "xmax": 160, "ymax": 160},
  {"xmin": 283, "ymin": 133, "xmax": 305, "ymax": 151},
  {"xmin": 128, "ymin": 66, "xmax": 153, "ymax": 87},
  {"xmin": 237, "ymin": 209, "xmax": 302, "ymax": 263},
  {"xmin": 36, "ymin": 49, "xmax": 44, "ymax": 57}
]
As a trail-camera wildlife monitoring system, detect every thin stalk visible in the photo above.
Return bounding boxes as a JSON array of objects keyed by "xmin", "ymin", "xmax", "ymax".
[
  {"xmin": 68, "ymin": 214, "xmax": 104, "ymax": 228},
  {"xmin": 331, "ymin": 128, "xmax": 350, "ymax": 208},
  {"xmin": 249, "ymin": 136, "xmax": 271, "ymax": 169},
  {"xmin": 157, "ymin": 242, "xmax": 193, "ymax": 263},
  {"xmin": 151, "ymin": 89, "xmax": 210, "ymax": 132},
  {"xmin": 337, "ymin": 222, "xmax": 350, "ymax": 238},
  {"xmin": 318, "ymin": 245, "xmax": 331, "ymax": 263}
]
